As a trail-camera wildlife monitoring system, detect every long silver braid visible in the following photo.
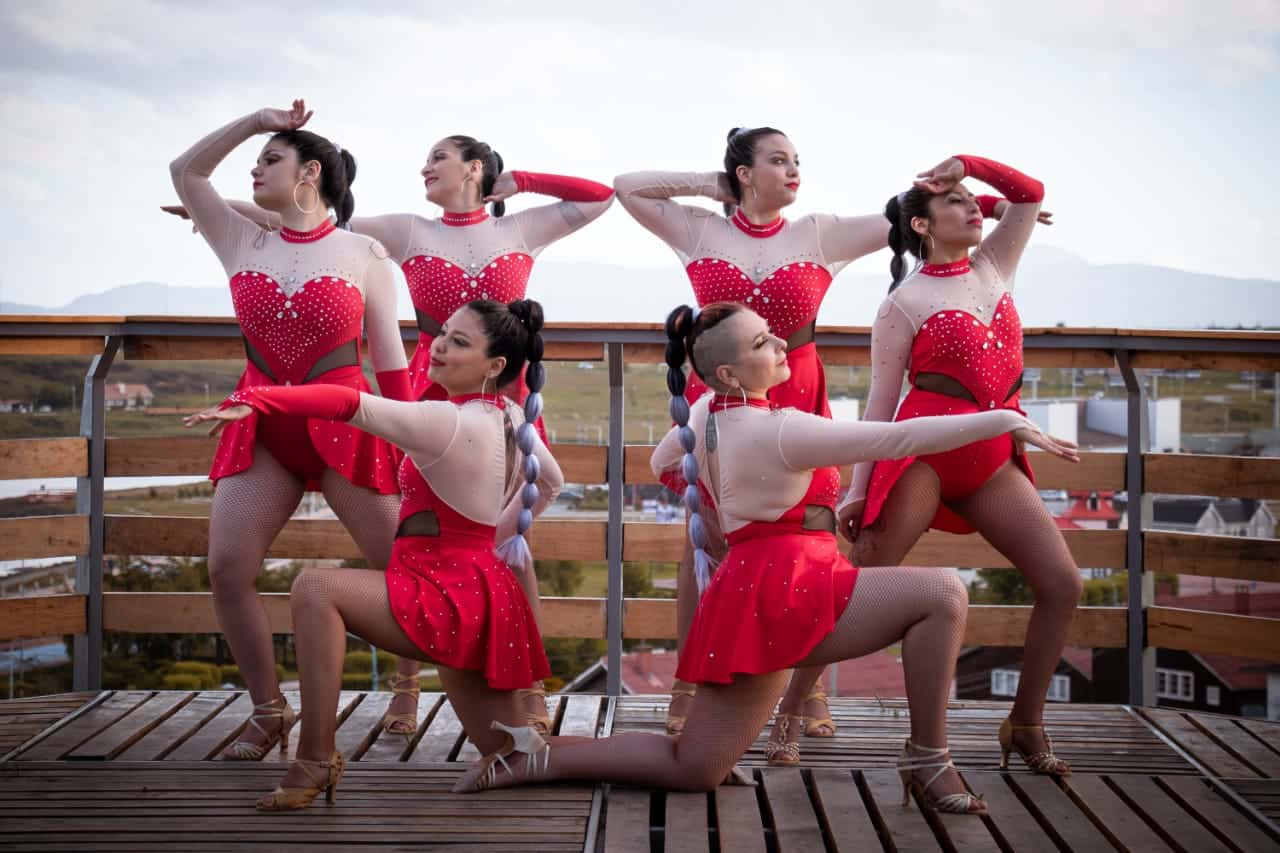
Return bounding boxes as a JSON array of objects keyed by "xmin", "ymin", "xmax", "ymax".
[
  {"xmin": 495, "ymin": 303, "xmax": 546, "ymax": 572},
  {"xmin": 665, "ymin": 306, "xmax": 716, "ymax": 594}
]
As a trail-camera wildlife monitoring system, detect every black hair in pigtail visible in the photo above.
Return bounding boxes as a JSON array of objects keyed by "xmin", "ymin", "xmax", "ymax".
[
  {"xmin": 884, "ymin": 187, "xmax": 932, "ymax": 292},
  {"xmin": 448, "ymin": 135, "xmax": 506, "ymax": 218},
  {"xmin": 722, "ymin": 126, "xmax": 786, "ymax": 216},
  {"xmin": 664, "ymin": 304, "xmax": 714, "ymax": 593},
  {"xmin": 271, "ymin": 129, "xmax": 356, "ymax": 228}
]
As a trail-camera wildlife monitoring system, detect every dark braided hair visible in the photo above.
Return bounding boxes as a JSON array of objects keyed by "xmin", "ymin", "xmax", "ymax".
[
  {"xmin": 271, "ymin": 130, "xmax": 356, "ymax": 228},
  {"xmin": 884, "ymin": 187, "xmax": 934, "ymax": 292},
  {"xmin": 664, "ymin": 301, "xmax": 743, "ymax": 593},
  {"xmin": 467, "ymin": 298, "xmax": 546, "ymax": 571},
  {"xmin": 722, "ymin": 126, "xmax": 786, "ymax": 216},
  {"xmin": 448, "ymin": 135, "xmax": 506, "ymax": 217}
]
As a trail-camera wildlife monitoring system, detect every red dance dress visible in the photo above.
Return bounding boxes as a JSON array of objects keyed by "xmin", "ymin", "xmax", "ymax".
[
  {"xmin": 349, "ymin": 171, "xmax": 612, "ymax": 439},
  {"xmin": 848, "ymin": 156, "xmax": 1045, "ymax": 533},
  {"xmin": 222, "ymin": 384, "xmax": 563, "ymax": 689},
  {"xmin": 171, "ymin": 110, "xmax": 411, "ymax": 493}
]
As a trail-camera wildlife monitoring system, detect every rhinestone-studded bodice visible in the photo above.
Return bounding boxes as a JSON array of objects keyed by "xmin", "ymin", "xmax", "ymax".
[
  {"xmin": 404, "ymin": 251, "xmax": 534, "ymax": 324},
  {"xmin": 230, "ymin": 271, "xmax": 364, "ymax": 383},
  {"xmin": 909, "ymin": 292, "xmax": 1024, "ymax": 410}
]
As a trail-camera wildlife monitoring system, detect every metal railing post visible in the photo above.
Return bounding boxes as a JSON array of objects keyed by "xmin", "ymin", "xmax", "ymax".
[
  {"xmin": 1117, "ymin": 350, "xmax": 1155, "ymax": 706},
  {"xmin": 73, "ymin": 336, "xmax": 120, "ymax": 691},
  {"xmin": 605, "ymin": 342, "xmax": 625, "ymax": 697}
]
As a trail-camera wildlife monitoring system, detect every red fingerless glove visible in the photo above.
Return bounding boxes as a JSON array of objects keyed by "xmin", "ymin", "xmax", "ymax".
[
  {"xmin": 222, "ymin": 384, "xmax": 361, "ymax": 421},
  {"xmin": 511, "ymin": 171, "xmax": 614, "ymax": 202},
  {"xmin": 375, "ymin": 368, "xmax": 414, "ymax": 402},
  {"xmin": 955, "ymin": 156, "xmax": 1044, "ymax": 204},
  {"xmin": 976, "ymin": 195, "xmax": 1004, "ymax": 219}
]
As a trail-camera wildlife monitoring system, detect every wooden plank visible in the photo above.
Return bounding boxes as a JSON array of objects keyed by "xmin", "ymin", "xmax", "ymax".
[
  {"xmin": 1009, "ymin": 773, "xmax": 1114, "ymax": 852},
  {"xmin": 1145, "ymin": 453, "xmax": 1280, "ymax": 500},
  {"xmin": 406, "ymin": 696, "xmax": 466, "ymax": 763},
  {"xmin": 714, "ymin": 785, "xmax": 767, "ymax": 853},
  {"xmin": 123, "ymin": 335, "xmax": 241, "ymax": 360},
  {"xmin": 557, "ymin": 695, "xmax": 601, "ymax": 738},
  {"xmin": 1148, "ymin": 607, "xmax": 1280, "ymax": 661},
  {"xmin": 115, "ymin": 691, "xmax": 236, "ymax": 761},
  {"xmin": 1064, "ymin": 774, "xmax": 1174, "ymax": 853},
  {"xmin": 624, "ymin": 444, "xmax": 660, "ymax": 485},
  {"xmin": 1186, "ymin": 714, "xmax": 1280, "ymax": 779},
  {"xmin": 0, "ymin": 438, "xmax": 87, "ymax": 479},
  {"xmin": 105, "ymin": 514, "xmax": 606, "ymax": 562},
  {"xmin": 1128, "ymin": 351, "xmax": 1280, "ymax": 371},
  {"xmin": 104, "ymin": 436, "xmax": 213, "ymax": 477},
  {"xmin": 1030, "ymin": 451, "xmax": 1126, "ymax": 491},
  {"xmin": 163, "ymin": 691, "xmax": 254, "ymax": 761},
  {"xmin": 0, "ymin": 336, "xmax": 104, "ymax": 356},
  {"xmin": 964, "ymin": 605, "xmax": 1127, "ymax": 649},
  {"xmin": 1159, "ymin": 775, "xmax": 1280, "ymax": 853},
  {"xmin": 332, "ymin": 691, "xmax": 392, "ymax": 760},
  {"xmin": 1108, "ymin": 774, "xmax": 1233, "ymax": 853},
  {"xmin": 541, "ymin": 597, "xmax": 606, "ymax": 640},
  {"xmin": 285, "ymin": 690, "xmax": 352, "ymax": 762},
  {"xmin": 0, "ymin": 594, "xmax": 86, "ymax": 641},
  {"xmin": 860, "ymin": 768, "xmax": 944, "ymax": 850},
  {"xmin": 623, "ymin": 598, "xmax": 677, "ymax": 640},
  {"xmin": 603, "ymin": 788, "xmax": 651, "ymax": 853},
  {"xmin": 962, "ymin": 772, "xmax": 1056, "ymax": 853},
  {"xmin": 761, "ymin": 768, "xmax": 827, "ymax": 853},
  {"xmin": 1144, "ymin": 532, "xmax": 1280, "ymax": 584},
  {"xmin": 360, "ymin": 692, "xmax": 442, "ymax": 763},
  {"xmin": 1141, "ymin": 709, "xmax": 1260, "ymax": 780},
  {"xmin": 664, "ymin": 791, "xmax": 710, "ymax": 853},
  {"xmin": 550, "ymin": 443, "xmax": 607, "ymax": 484},
  {"xmin": 65, "ymin": 691, "xmax": 193, "ymax": 760},
  {"xmin": 808, "ymin": 769, "xmax": 881, "ymax": 852},
  {"xmin": 1023, "ymin": 347, "xmax": 1116, "ymax": 369},
  {"xmin": 904, "ymin": 528, "xmax": 1127, "ymax": 570},
  {"xmin": 1237, "ymin": 719, "xmax": 1280, "ymax": 771},
  {"xmin": 0, "ymin": 693, "xmax": 104, "ymax": 762},
  {"xmin": 21, "ymin": 691, "xmax": 151, "ymax": 761},
  {"xmin": 0, "ymin": 515, "xmax": 89, "ymax": 560}
]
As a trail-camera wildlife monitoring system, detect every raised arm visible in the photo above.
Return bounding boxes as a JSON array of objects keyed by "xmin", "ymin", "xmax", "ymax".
[
  {"xmin": 346, "ymin": 214, "xmax": 417, "ymax": 262},
  {"xmin": 504, "ymin": 172, "xmax": 614, "ymax": 253},
  {"xmin": 780, "ymin": 407, "xmax": 1036, "ymax": 471},
  {"xmin": 843, "ymin": 297, "xmax": 915, "ymax": 512},
  {"xmin": 814, "ymin": 212, "xmax": 891, "ymax": 265},
  {"xmin": 955, "ymin": 155, "xmax": 1044, "ymax": 282},
  {"xmin": 650, "ymin": 422, "xmax": 684, "ymax": 478},
  {"xmin": 361, "ymin": 243, "xmax": 412, "ymax": 400},
  {"xmin": 613, "ymin": 171, "xmax": 729, "ymax": 257},
  {"xmin": 169, "ymin": 111, "xmax": 271, "ymax": 269}
]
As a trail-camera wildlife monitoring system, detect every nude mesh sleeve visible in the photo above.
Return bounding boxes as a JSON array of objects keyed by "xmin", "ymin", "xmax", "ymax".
[
  {"xmin": 361, "ymin": 242, "xmax": 409, "ymax": 374},
  {"xmin": 348, "ymin": 214, "xmax": 417, "ymax": 263},
  {"xmin": 613, "ymin": 171, "xmax": 723, "ymax": 257},
  {"xmin": 814, "ymin": 212, "xmax": 891, "ymax": 265}
]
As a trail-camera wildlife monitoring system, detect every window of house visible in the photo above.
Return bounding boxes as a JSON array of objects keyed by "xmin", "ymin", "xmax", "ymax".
[
  {"xmin": 991, "ymin": 669, "xmax": 1020, "ymax": 697},
  {"xmin": 1156, "ymin": 668, "xmax": 1194, "ymax": 701},
  {"xmin": 1206, "ymin": 686, "xmax": 1221, "ymax": 707},
  {"xmin": 1047, "ymin": 674, "xmax": 1071, "ymax": 702}
]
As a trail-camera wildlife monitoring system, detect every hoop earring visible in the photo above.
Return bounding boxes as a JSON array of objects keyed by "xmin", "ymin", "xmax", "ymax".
[
  {"xmin": 481, "ymin": 374, "xmax": 494, "ymax": 406},
  {"xmin": 920, "ymin": 233, "xmax": 934, "ymax": 261},
  {"xmin": 293, "ymin": 181, "xmax": 320, "ymax": 215},
  {"xmin": 737, "ymin": 384, "xmax": 748, "ymax": 408}
]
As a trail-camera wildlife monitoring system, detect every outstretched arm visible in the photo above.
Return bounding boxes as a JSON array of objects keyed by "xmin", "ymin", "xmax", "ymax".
[
  {"xmin": 500, "ymin": 171, "xmax": 615, "ymax": 253},
  {"xmin": 613, "ymin": 171, "xmax": 732, "ymax": 257}
]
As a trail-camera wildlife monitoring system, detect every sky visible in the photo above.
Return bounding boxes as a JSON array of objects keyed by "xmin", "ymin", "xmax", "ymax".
[{"xmin": 1, "ymin": 0, "xmax": 1278, "ymax": 311}]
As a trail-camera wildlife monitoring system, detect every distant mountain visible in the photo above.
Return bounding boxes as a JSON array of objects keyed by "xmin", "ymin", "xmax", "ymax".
[{"xmin": 3, "ymin": 249, "xmax": 1277, "ymax": 330}]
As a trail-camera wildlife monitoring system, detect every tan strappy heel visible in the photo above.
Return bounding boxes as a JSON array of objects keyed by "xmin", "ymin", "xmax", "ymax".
[
  {"xmin": 764, "ymin": 713, "xmax": 804, "ymax": 767},
  {"xmin": 256, "ymin": 752, "xmax": 346, "ymax": 811},
  {"xmin": 666, "ymin": 682, "xmax": 696, "ymax": 735},
  {"xmin": 897, "ymin": 740, "xmax": 987, "ymax": 815},
  {"xmin": 803, "ymin": 686, "xmax": 837, "ymax": 738},
  {"xmin": 452, "ymin": 721, "xmax": 552, "ymax": 793},
  {"xmin": 998, "ymin": 718, "xmax": 1071, "ymax": 776},
  {"xmin": 220, "ymin": 695, "xmax": 296, "ymax": 761},
  {"xmin": 381, "ymin": 673, "xmax": 421, "ymax": 738},
  {"xmin": 515, "ymin": 681, "xmax": 553, "ymax": 735}
]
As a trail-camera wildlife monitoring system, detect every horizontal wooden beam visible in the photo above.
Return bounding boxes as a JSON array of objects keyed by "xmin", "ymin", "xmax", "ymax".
[
  {"xmin": 0, "ymin": 438, "xmax": 88, "ymax": 480},
  {"xmin": 100, "ymin": 592, "xmax": 1124, "ymax": 648},
  {"xmin": 1128, "ymin": 351, "xmax": 1280, "ymax": 372},
  {"xmin": 1145, "ymin": 532, "xmax": 1280, "ymax": 583},
  {"xmin": 0, "ymin": 515, "xmax": 89, "ymax": 560},
  {"xmin": 1145, "ymin": 453, "xmax": 1280, "ymax": 500},
  {"xmin": 122, "ymin": 335, "xmax": 602, "ymax": 362},
  {"xmin": 0, "ymin": 336, "xmax": 104, "ymax": 356},
  {"xmin": 103, "ymin": 515, "xmax": 606, "ymax": 562},
  {"xmin": 0, "ymin": 594, "xmax": 86, "ymax": 641},
  {"xmin": 1148, "ymin": 606, "xmax": 1280, "ymax": 660}
]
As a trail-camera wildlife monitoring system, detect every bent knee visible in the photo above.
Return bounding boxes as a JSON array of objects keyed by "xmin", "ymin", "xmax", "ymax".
[
  {"xmin": 1035, "ymin": 568, "xmax": 1083, "ymax": 611},
  {"xmin": 933, "ymin": 571, "xmax": 970, "ymax": 620},
  {"xmin": 290, "ymin": 570, "xmax": 334, "ymax": 610}
]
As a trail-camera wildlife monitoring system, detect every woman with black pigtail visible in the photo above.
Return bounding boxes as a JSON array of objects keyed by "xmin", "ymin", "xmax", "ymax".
[
  {"xmin": 454, "ymin": 301, "xmax": 1078, "ymax": 814},
  {"xmin": 185, "ymin": 298, "xmax": 562, "ymax": 812}
]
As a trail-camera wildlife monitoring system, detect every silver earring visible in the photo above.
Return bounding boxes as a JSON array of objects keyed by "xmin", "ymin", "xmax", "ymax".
[{"xmin": 737, "ymin": 384, "xmax": 748, "ymax": 407}]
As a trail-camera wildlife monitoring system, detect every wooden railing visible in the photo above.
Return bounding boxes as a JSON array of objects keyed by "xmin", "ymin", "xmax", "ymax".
[{"xmin": 2, "ymin": 315, "xmax": 1279, "ymax": 701}]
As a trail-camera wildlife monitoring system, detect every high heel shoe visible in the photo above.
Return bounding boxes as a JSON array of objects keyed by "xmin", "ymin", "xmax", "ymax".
[
  {"xmin": 220, "ymin": 695, "xmax": 296, "ymax": 761},
  {"xmin": 515, "ymin": 681, "xmax": 553, "ymax": 736},
  {"xmin": 897, "ymin": 740, "xmax": 987, "ymax": 815},
  {"xmin": 803, "ymin": 686, "xmax": 836, "ymax": 738},
  {"xmin": 256, "ymin": 752, "xmax": 346, "ymax": 811},
  {"xmin": 998, "ymin": 718, "xmax": 1071, "ymax": 776},
  {"xmin": 666, "ymin": 682, "xmax": 696, "ymax": 735},
  {"xmin": 764, "ymin": 713, "xmax": 803, "ymax": 767},
  {"xmin": 381, "ymin": 673, "xmax": 421, "ymax": 738},
  {"xmin": 452, "ymin": 721, "xmax": 552, "ymax": 793}
]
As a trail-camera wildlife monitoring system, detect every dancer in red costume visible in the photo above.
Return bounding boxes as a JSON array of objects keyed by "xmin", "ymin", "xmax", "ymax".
[
  {"xmin": 453, "ymin": 302, "xmax": 1076, "ymax": 811},
  {"xmin": 614, "ymin": 127, "xmax": 1015, "ymax": 748},
  {"xmin": 833, "ymin": 154, "xmax": 1076, "ymax": 776},
  {"xmin": 170, "ymin": 100, "xmax": 414, "ymax": 759},
  {"xmin": 185, "ymin": 298, "xmax": 561, "ymax": 811}
]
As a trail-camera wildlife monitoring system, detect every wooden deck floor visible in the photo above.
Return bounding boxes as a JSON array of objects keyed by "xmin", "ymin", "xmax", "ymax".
[{"xmin": 1, "ymin": 692, "xmax": 1277, "ymax": 851}]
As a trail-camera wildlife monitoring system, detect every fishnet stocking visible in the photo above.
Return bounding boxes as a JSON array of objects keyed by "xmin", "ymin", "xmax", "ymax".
[{"xmin": 951, "ymin": 461, "xmax": 1081, "ymax": 735}]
